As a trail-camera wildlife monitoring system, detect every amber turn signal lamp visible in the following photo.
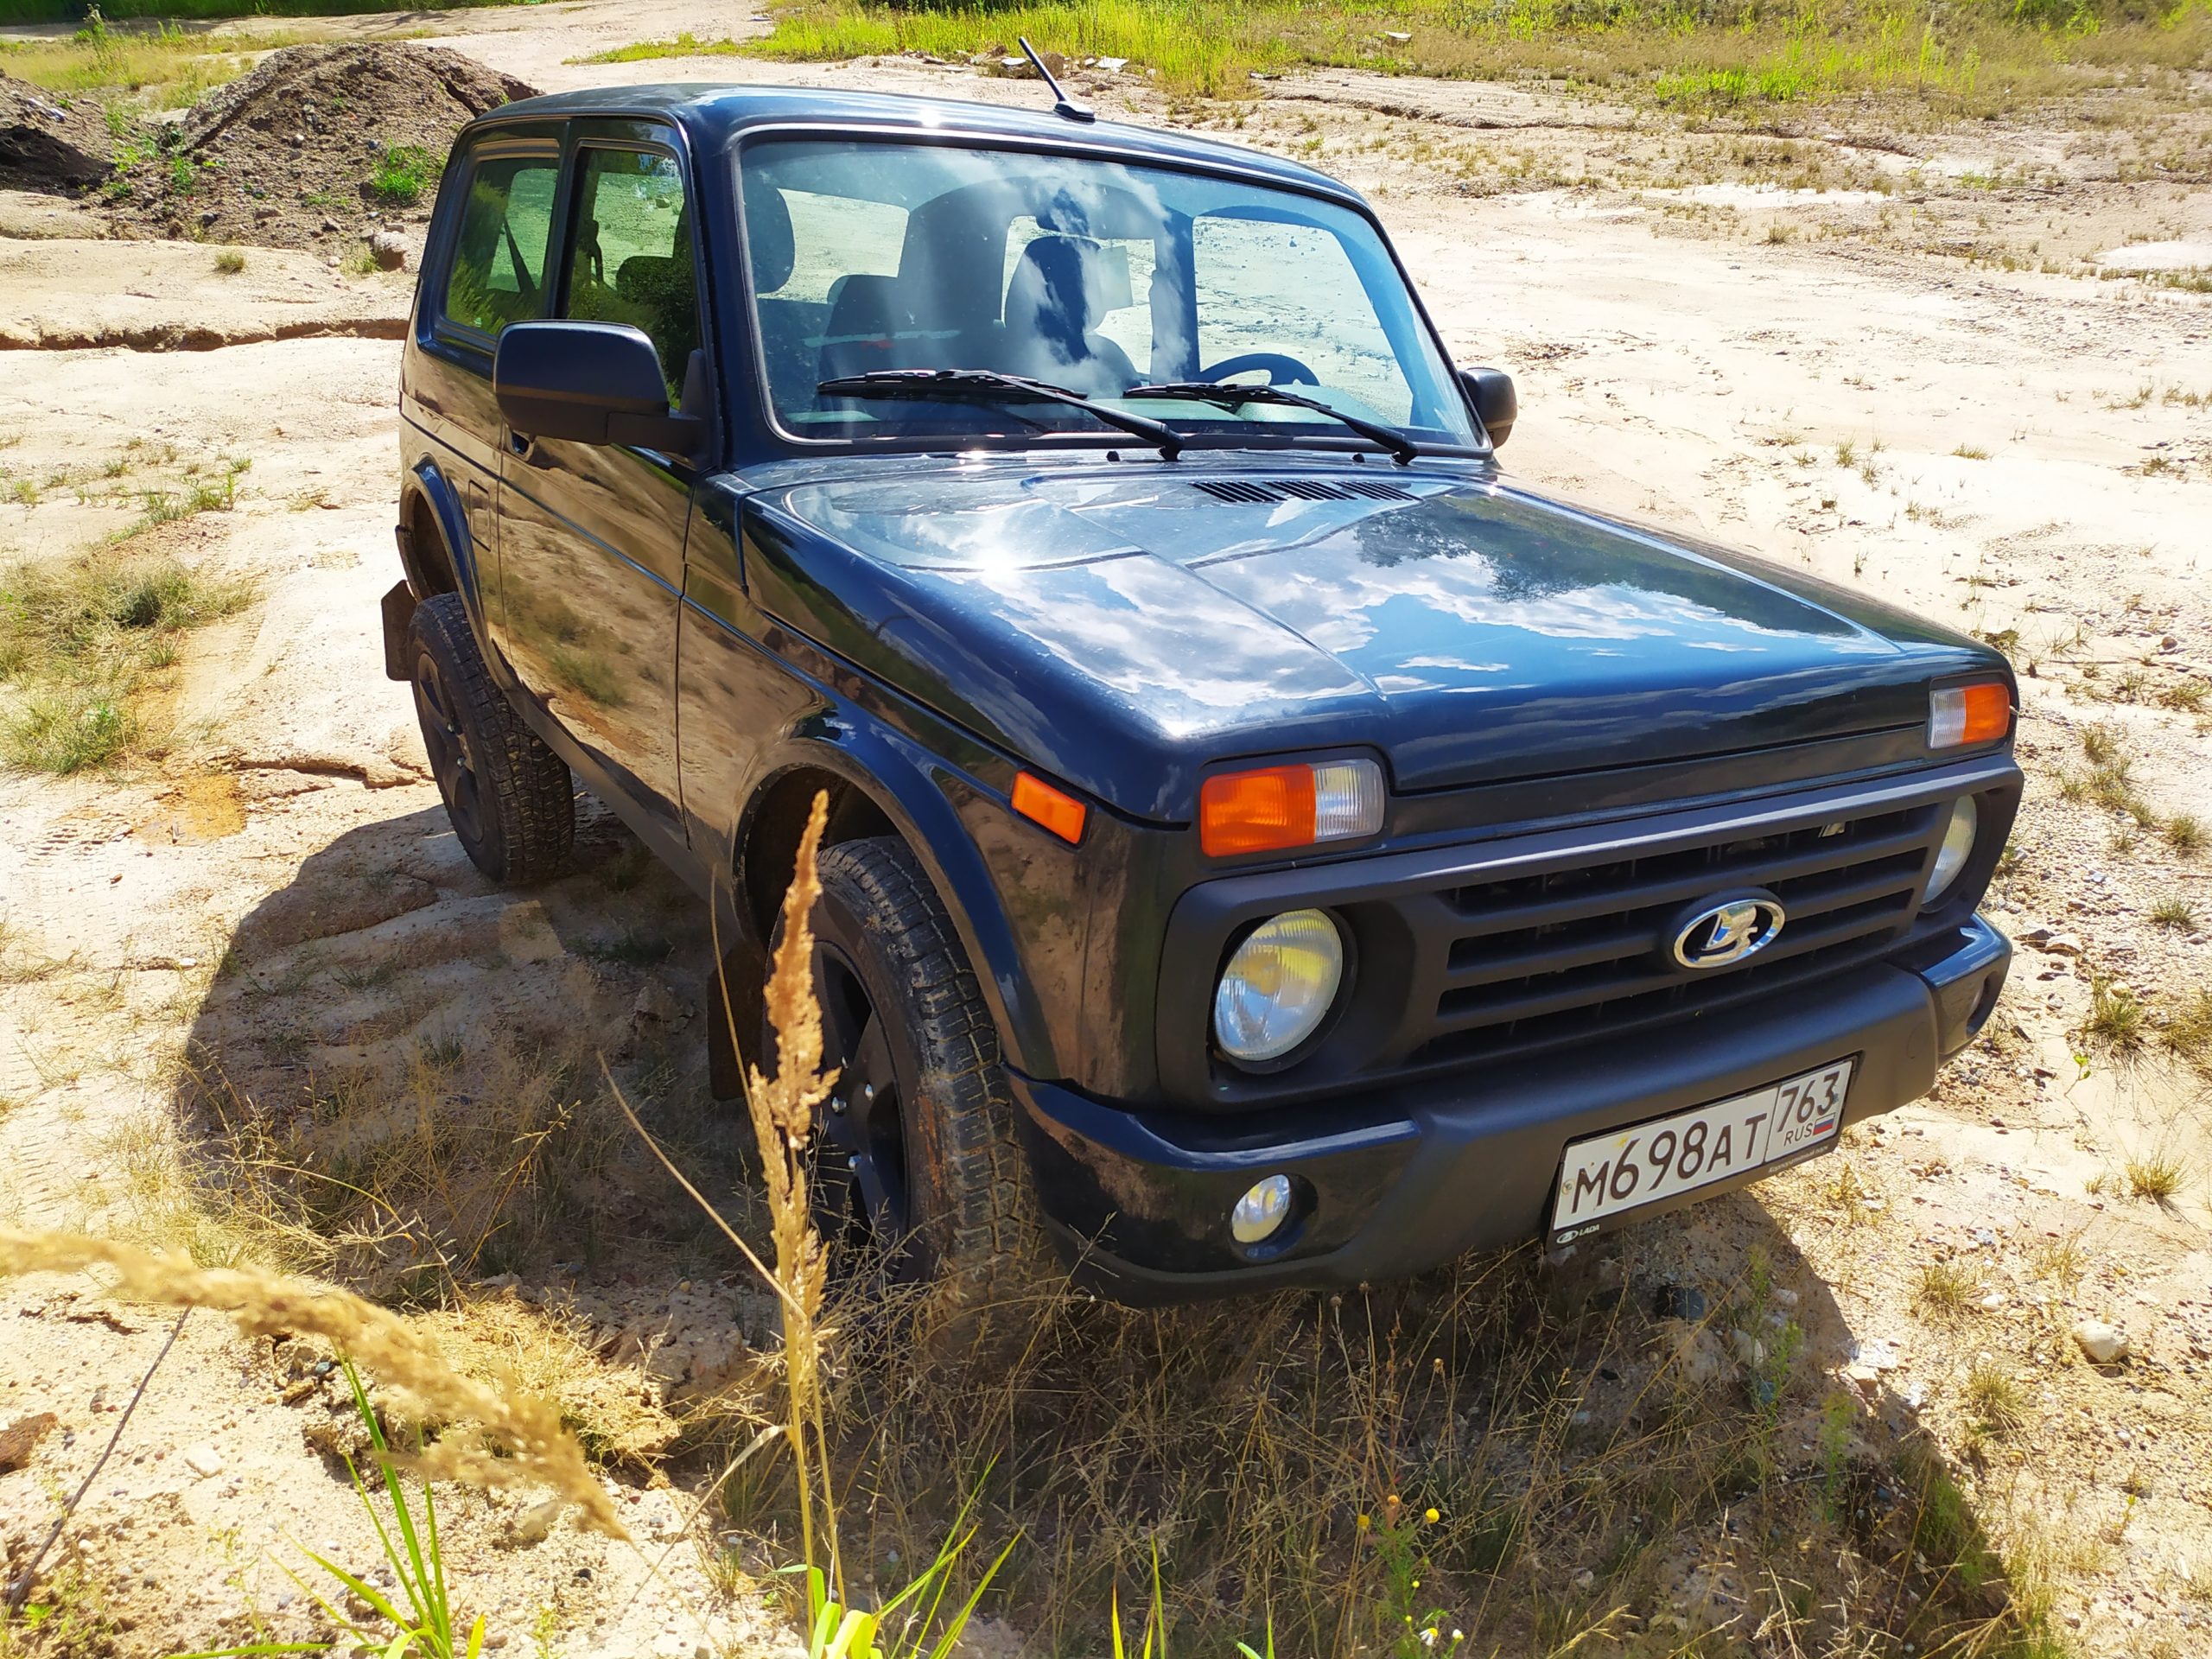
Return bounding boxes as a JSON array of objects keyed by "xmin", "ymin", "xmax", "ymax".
[
  {"xmin": 1200, "ymin": 759, "xmax": 1384, "ymax": 857},
  {"xmin": 1013, "ymin": 771, "xmax": 1086, "ymax": 844},
  {"xmin": 1929, "ymin": 681, "xmax": 2012, "ymax": 749}
]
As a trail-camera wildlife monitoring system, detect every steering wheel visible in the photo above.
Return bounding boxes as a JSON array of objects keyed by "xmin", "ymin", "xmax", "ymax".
[{"xmin": 1198, "ymin": 352, "xmax": 1319, "ymax": 387}]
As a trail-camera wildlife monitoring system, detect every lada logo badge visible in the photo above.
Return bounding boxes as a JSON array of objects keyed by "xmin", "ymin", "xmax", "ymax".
[{"xmin": 1670, "ymin": 893, "xmax": 1786, "ymax": 970}]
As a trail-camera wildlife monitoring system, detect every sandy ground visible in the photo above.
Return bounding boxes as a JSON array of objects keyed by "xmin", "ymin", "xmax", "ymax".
[{"xmin": 3, "ymin": 3, "xmax": 2210, "ymax": 1654}]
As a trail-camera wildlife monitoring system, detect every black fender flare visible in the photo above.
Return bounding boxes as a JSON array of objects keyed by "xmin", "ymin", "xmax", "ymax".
[
  {"xmin": 738, "ymin": 719, "xmax": 1059, "ymax": 1084},
  {"xmin": 397, "ymin": 459, "xmax": 485, "ymax": 624}
]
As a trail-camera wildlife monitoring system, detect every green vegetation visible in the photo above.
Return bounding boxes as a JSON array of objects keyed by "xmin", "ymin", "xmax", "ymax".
[
  {"xmin": 0, "ymin": 530, "xmax": 252, "ymax": 775},
  {"xmin": 0, "ymin": 13, "xmax": 285, "ymax": 111},
  {"xmin": 593, "ymin": 0, "xmax": 2212, "ymax": 112},
  {"xmin": 0, "ymin": 0, "xmax": 504, "ymax": 22},
  {"xmin": 368, "ymin": 143, "xmax": 438, "ymax": 207}
]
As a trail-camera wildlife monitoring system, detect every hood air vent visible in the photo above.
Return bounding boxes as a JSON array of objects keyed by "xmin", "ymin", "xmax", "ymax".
[{"xmin": 1192, "ymin": 478, "xmax": 1414, "ymax": 505}]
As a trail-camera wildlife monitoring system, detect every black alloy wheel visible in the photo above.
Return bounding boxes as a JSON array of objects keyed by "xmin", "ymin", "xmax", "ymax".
[{"xmin": 808, "ymin": 942, "xmax": 918, "ymax": 1273}]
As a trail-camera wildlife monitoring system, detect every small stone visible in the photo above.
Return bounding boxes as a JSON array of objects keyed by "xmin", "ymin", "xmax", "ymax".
[
  {"xmin": 368, "ymin": 230, "xmax": 407, "ymax": 270},
  {"xmin": 512, "ymin": 1497, "xmax": 563, "ymax": 1544},
  {"xmin": 182, "ymin": 1442, "xmax": 224, "ymax": 1478},
  {"xmin": 1653, "ymin": 1283, "xmax": 1707, "ymax": 1322},
  {"xmin": 2072, "ymin": 1320, "xmax": 2128, "ymax": 1365},
  {"xmin": 1980, "ymin": 1292, "xmax": 2005, "ymax": 1311},
  {"xmin": 1846, "ymin": 1363, "xmax": 1882, "ymax": 1399},
  {"xmin": 632, "ymin": 976, "xmax": 686, "ymax": 1025},
  {"xmin": 0, "ymin": 1412, "xmax": 58, "ymax": 1472}
]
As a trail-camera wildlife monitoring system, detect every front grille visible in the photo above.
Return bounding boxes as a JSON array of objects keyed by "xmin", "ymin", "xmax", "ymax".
[
  {"xmin": 1191, "ymin": 478, "xmax": 1414, "ymax": 505},
  {"xmin": 1408, "ymin": 804, "xmax": 1942, "ymax": 1070}
]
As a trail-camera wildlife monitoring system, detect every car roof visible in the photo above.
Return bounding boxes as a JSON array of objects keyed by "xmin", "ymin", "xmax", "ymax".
[{"xmin": 477, "ymin": 82, "xmax": 1363, "ymax": 205}]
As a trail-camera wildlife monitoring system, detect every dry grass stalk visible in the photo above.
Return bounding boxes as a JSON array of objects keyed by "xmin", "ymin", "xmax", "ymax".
[
  {"xmin": 741, "ymin": 791, "xmax": 842, "ymax": 1598},
  {"xmin": 0, "ymin": 1228, "xmax": 626, "ymax": 1538}
]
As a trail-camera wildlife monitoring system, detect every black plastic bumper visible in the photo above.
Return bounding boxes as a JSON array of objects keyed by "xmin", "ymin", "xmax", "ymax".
[{"xmin": 1014, "ymin": 914, "xmax": 2009, "ymax": 1304}]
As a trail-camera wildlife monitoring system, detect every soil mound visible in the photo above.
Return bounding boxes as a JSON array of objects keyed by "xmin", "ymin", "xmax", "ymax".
[
  {"xmin": 0, "ymin": 69, "xmax": 112, "ymax": 190},
  {"xmin": 107, "ymin": 43, "xmax": 537, "ymax": 251}
]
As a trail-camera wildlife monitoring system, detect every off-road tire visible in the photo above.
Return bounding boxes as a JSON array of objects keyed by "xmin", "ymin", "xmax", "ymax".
[
  {"xmin": 805, "ymin": 836, "xmax": 1046, "ymax": 1353},
  {"xmin": 407, "ymin": 592, "xmax": 575, "ymax": 885}
]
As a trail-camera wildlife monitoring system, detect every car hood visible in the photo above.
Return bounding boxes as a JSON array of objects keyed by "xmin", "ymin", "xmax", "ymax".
[{"xmin": 741, "ymin": 462, "xmax": 2003, "ymax": 822}]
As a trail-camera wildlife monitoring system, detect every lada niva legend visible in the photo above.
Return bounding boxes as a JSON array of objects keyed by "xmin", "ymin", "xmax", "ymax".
[{"xmin": 385, "ymin": 79, "xmax": 2018, "ymax": 1319}]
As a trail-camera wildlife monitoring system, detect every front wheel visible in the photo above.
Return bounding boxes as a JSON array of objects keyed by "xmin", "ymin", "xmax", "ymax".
[
  {"xmin": 782, "ymin": 836, "xmax": 1046, "ymax": 1347},
  {"xmin": 407, "ymin": 593, "xmax": 575, "ymax": 885}
]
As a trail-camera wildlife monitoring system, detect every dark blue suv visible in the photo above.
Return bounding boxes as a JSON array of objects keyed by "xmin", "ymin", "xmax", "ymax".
[{"xmin": 386, "ymin": 83, "xmax": 2018, "ymax": 1317}]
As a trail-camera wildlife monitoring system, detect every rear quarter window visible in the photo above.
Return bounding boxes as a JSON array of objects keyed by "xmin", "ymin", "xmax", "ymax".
[{"xmin": 440, "ymin": 149, "xmax": 560, "ymax": 339}]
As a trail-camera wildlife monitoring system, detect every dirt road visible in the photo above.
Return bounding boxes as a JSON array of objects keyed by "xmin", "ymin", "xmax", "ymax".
[{"xmin": 3, "ymin": 4, "xmax": 2209, "ymax": 1652}]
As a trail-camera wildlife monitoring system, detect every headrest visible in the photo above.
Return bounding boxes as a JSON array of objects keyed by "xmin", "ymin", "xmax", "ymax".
[
  {"xmin": 824, "ymin": 273, "xmax": 916, "ymax": 338},
  {"xmin": 613, "ymin": 255, "xmax": 684, "ymax": 302},
  {"xmin": 1006, "ymin": 234, "xmax": 1133, "ymax": 334},
  {"xmin": 743, "ymin": 175, "xmax": 795, "ymax": 294}
]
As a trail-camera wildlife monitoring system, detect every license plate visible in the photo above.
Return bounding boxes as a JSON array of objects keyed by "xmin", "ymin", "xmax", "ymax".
[{"xmin": 1548, "ymin": 1058, "xmax": 1853, "ymax": 1245}]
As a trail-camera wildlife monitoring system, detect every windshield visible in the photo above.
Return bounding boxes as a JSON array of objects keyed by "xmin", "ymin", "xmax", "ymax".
[{"xmin": 738, "ymin": 137, "xmax": 1478, "ymax": 451}]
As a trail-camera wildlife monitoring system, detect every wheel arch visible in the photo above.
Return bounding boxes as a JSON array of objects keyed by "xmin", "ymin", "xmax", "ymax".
[
  {"xmin": 730, "ymin": 733, "xmax": 1058, "ymax": 1084},
  {"xmin": 397, "ymin": 461, "xmax": 475, "ymax": 609}
]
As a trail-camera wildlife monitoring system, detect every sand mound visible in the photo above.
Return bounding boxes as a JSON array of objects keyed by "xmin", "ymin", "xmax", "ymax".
[
  {"xmin": 107, "ymin": 43, "xmax": 537, "ymax": 251},
  {"xmin": 0, "ymin": 68, "xmax": 113, "ymax": 190}
]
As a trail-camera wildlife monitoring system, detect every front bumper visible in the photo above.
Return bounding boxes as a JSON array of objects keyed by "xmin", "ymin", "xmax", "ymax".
[{"xmin": 1014, "ymin": 913, "xmax": 2009, "ymax": 1304}]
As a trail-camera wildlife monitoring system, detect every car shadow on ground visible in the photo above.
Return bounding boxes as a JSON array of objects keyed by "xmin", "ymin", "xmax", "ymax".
[{"xmin": 161, "ymin": 800, "xmax": 2029, "ymax": 1650}]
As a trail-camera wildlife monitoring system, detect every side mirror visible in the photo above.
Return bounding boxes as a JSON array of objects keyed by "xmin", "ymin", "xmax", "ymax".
[
  {"xmin": 1459, "ymin": 365, "xmax": 1516, "ymax": 450},
  {"xmin": 494, "ymin": 321, "xmax": 705, "ymax": 458}
]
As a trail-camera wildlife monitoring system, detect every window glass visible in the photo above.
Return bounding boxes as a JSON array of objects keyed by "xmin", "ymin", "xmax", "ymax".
[
  {"xmin": 561, "ymin": 148, "xmax": 697, "ymax": 399},
  {"xmin": 1194, "ymin": 215, "xmax": 1414, "ymax": 424},
  {"xmin": 735, "ymin": 139, "xmax": 1475, "ymax": 448},
  {"xmin": 763, "ymin": 188, "xmax": 907, "ymax": 305},
  {"xmin": 1001, "ymin": 215, "xmax": 1155, "ymax": 377},
  {"xmin": 442, "ymin": 152, "xmax": 558, "ymax": 337}
]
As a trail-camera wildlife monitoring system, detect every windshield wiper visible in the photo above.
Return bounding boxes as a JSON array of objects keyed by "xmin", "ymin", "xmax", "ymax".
[
  {"xmin": 817, "ymin": 369, "xmax": 1183, "ymax": 460},
  {"xmin": 1123, "ymin": 381, "xmax": 1421, "ymax": 465}
]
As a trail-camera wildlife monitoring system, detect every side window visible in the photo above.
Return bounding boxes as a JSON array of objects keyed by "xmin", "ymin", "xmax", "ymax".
[
  {"xmin": 561, "ymin": 147, "xmax": 698, "ymax": 400},
  {"xmin": 442, "ymin": 152, "xmax": 559, "ymax": 338}
]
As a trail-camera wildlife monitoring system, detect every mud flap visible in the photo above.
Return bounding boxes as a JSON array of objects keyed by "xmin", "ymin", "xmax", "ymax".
[{"xmin": 381, "ymin": 578, "xmax": 417, "ymax": 682}]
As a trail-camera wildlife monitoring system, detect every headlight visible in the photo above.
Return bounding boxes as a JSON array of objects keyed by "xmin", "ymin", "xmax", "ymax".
[
  {"xmin": 1212, "ymin": 909, "xmax": 1345, "ymax": 1064},
  {"xmin": 1924, "ymin": 796, "xmax": 1980, "ymax": 904}
]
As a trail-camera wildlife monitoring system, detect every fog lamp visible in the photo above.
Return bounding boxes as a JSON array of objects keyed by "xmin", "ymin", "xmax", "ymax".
[{"xmin": 1231, "ymin": 1175, "xmax": 1295, "ymax": 1245}]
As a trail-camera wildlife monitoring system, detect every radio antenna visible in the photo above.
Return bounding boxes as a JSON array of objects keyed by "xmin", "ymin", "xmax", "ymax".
[{"xmin": 1018, "ymin": 36, "xmax": 1096, "ymax": 124}]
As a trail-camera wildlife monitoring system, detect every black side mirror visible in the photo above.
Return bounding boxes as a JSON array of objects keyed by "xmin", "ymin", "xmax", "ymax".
[
  {"xmin": 494, "ymin": 321, "xmax": 705, "ymax": 458},
  {"xmin": 1459, "ymin": 365, "xmax": 1516, "ymax": 450}
]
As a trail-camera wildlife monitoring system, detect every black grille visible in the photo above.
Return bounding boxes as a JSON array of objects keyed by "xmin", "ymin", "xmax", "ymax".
[
  {"xmin": 1410, "ymin": 804, "xmax": 1942, "ymax": 1070},
  {"xmin": 1192, "ymin": 478, "xmax": 1414, "ymax": 505}
]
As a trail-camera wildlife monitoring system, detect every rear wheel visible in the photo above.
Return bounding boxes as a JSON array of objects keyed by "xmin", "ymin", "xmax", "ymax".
[
  {"xmin": 408, "ymin": 593, "xmax": 575, "ymax": 885},
  {"xmin": 781, "ymin": 836, "xmax": 1044, "ymax": 1346}
]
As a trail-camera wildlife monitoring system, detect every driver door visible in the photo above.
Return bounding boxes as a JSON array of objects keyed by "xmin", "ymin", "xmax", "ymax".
[{"xmin": 496, "ymin": 124, "xmax": 705, "ymax": 834}]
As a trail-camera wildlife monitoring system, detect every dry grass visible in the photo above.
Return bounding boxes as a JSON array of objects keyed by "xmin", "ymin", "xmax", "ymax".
[
  {"xmin": 0, "ymin": 537, "xmax": 253, "ymax": 774},
  {"xmin": 0, "ymin": 1229, "xmax": 626, "ymax": 1535},
  {"xmin": 1916, "ymin": 1256, "xmax": 1979, "ymax": 1320},
  {"xmin": 2125, "ymin": 1149, "xmax": 2188, "ymax": 1202}
]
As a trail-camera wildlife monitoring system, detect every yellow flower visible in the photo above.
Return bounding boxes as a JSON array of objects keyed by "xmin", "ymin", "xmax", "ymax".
[
  {"xmin": 1357, "ymin": 1513, "xmax": 1372, "ymax": 1532},
  {"xmin": 1424, "ymin": 1507, "xmax": 1441, "ymax": 1524}
]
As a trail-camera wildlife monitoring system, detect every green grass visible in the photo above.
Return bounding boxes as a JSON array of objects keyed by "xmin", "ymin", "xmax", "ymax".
[
  {"xmin": 0, "ymin": 0, "xmax": 508, "ymax": 21},
  {"xmin": 0, "ymin": 16, "xmax": 288, "ymax": 111},
  {"xmin": 367, "ymin": 143, "xmax": 438, "ymax": 207},
  {"xmin": 0, "ymin": 538, "xmax": 252, "ymax": 775},
  {"xmin": 590, "ymin": 0, "xmax": 2212, "ymax": 112}
]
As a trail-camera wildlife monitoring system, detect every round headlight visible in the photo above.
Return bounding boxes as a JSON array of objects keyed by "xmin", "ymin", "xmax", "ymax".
[
  {"xmin": 1924, "ymin": 795, "xmax": 1980, "ymax": 904},
  {"xmin": 1212, "ymin": 909, "xmax": 1345, "ymax": 1064}
]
